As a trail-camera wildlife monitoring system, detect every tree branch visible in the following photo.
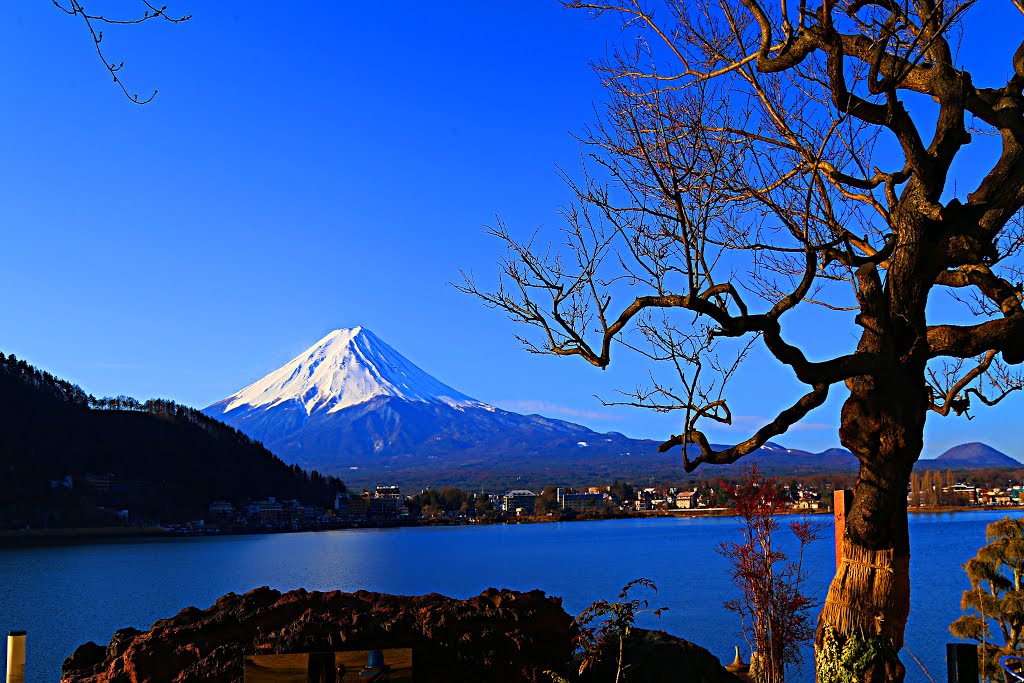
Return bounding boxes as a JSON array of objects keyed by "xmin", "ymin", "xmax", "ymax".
[
  {"xmin": 658, "ymin": 383, "xmax": 830, "ymax": 472},
  {"xmin": 55, "ymin": 0, "xmax": 191, "ymax": 104}
]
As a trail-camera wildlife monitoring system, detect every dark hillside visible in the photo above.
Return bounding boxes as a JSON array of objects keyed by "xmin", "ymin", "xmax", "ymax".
[
  {"xmin": 0, "ymin": 353, "xmax": 344, "ymax": 529},
  {"xmin": 930, "ymin": 442, "xmax": 1021, "ymax": 468}
]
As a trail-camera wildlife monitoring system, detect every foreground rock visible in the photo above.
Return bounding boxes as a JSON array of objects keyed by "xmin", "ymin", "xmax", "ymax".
[
  {"xmin": 577, "ymin": 628, "xmax": 744, "ymax": 683},
  {"xmin": 62, "ymin": 587, "xmax": 741, "ymax": 683},
  {"xmin": 62, "ymin": 587, "xmax": 572, "ymax": 683}
]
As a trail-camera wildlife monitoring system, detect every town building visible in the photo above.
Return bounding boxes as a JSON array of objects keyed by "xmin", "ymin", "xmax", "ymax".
[
  {"xmin": 675, "ymin": 490, "xmax": 699, "ymax": 509},
  {"xmin": 372, "ymin": 485, "xmax": 403, "ymax": 520},
  {"xmin": 208, "ymin": 500, "xmax": 235, "ymax": 517},
  {"xmin": 502, "ymin": 489, "xmax": 538, "ymax": 514},
  {"xmin": 246, "ymin": 498, "xmax": 284, "ymax": 525},
  {"xmin": 334, "ymin": 492, "xmax": 349, "ymax": 517},
  {"xmin": 561, "ymin": 492, "xmax": 605, "ymax": 512},
  {"xmin": 348, "ymin": 495, "xmax": 369, "ymax": 521}
]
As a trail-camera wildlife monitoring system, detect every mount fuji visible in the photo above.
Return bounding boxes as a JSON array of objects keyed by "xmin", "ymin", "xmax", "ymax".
[
  {"xmin": 206, "ymin": 327, "xmax": 1016, "ymax": 489},
  {"xmin": 214, "ymin": 327, "xmax": 486, "ymax": 417},
  {"xmin": 204, "ymin": 328, "xmax": 667, "ymax": 487}
]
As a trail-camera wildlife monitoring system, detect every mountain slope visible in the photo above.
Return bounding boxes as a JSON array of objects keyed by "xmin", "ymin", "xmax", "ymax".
[
  {"xmin": 216, "ymin": 327, "xmax": 485, "ymax": 416},
  {"xmin": 205, "ymin": 328, "xmax": 1023, "ymax": 489},
  {"xmin": 205, "ymin": 329, "xmax": 862, "ymax": 487},
  {"xmin": 0, "ymin": 353, "xmax": 345, "ymax": 528},
  {"xmin": 930, "ymin": 442, "xmax": 1021, "ymax": 468},
  {"xmin": 205, "ymin": 329, "xmax": 661, "ymax": 478}
]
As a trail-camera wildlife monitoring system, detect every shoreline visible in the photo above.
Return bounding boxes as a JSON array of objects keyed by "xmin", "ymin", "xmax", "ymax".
[{"xmin": 4, "ymin": 504, "xmax": 1023, "ymax": 549}]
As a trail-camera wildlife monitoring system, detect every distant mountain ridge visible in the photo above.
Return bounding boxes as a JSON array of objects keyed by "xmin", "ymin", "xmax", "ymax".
[
  {"xmin": 930, "ymin": 442, "xmax": 1021, "ymax": 468},
  {"xmin": 204, "ymin": 328, "xmax": 1023, "ymax": 490}
]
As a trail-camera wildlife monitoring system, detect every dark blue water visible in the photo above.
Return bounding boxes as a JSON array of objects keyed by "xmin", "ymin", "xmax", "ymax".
[{"xmin": 0, "ymin": 511, "xmax": 1013, "ymax": 682}]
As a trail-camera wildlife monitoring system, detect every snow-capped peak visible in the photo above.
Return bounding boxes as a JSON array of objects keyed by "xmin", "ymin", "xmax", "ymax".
[{"xmin": 218, "ymin": 327, "xmax": 487, "ymax": 415}]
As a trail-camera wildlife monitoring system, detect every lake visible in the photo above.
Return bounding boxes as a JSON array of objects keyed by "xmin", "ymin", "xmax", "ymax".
[{"xmin": 0, "ymin": 511, "xmax": 1013, "ymax": 682}]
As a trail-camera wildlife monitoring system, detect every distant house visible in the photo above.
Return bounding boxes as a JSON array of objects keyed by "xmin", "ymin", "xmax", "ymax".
[
  {"xmin": 368, "ymin": 496, "xmax": 400, "ymax": 522},
  {"xmin": 502, "ymin": 489, "xmax": 538, "ymax": 514},
  {"xmin": 675, "ymin": 491, "xmax": 699, "ymax": 509},
  {"xmin": 334, "ymin": 493, "xmax": 349, "ymax": 516},
  {"xmin": 634, "ymin": 488, "xmax": 656, "ymax": 511},
  {"xmin": 375, "ymin": 485, "xmax": 401, "ymax": 499},
  {"xmin": 209, "ymin": 500, "xmax": 235, "ymax": 517},
  {"xmin": 561, "ymin": 492, "xmax": 605, "ymax": 512},
  {"xmin": 347, "ymin": 495, "xmax": 369, "ymax": 521},
  {"xmin": 793, "ymin": 490, "xmax": 821, "ymax": 510},
  {"xmin": 348, "ymin": 485, "xmax": 404, "ymax": 522},
  {"xmin": 948, "ymin": 483, "xmax": 979, "ymax": 505},
  {"xmin": 246, "ymin": 498, "xmax": 284, "ymax": 524},
  {"xmin": 374, "ymin": 485, "xmax": 403, "ymax": 518}
]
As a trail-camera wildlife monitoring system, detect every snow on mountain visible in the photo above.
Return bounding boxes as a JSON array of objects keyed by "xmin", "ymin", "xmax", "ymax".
[
  {"xmin": 207, "ymin": 327, "xmax": 1013, "ymax": 489},
  {"xmin": 218, "ymin": 327, "xmax": 488, "ymax": 416},
  {"xmin": 203, "ymin": 327, "xmax": 653, "ymax": 482}
]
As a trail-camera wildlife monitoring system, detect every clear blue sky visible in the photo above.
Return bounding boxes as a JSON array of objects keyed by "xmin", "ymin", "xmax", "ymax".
[{"xmin": 2, "ymin": 2, "xmax": 1022, "ymax": 459}]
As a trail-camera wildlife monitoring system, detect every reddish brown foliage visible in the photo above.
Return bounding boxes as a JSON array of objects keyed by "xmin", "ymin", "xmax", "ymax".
[{"xmin": 717, "ymin": 466, "xmax": 824, "ymax": 683}]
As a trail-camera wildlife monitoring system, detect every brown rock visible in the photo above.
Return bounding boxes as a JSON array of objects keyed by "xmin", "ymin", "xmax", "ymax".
[
  {"xmin": 61, "ymin": 587, "xmax": 575, "ymax": 683},
  {"xmin": 61, "ymin": 588, "xmax": 742, "ymax": 683},
  {"xmin": 62, "ymin": 642, "xmax": 106, "ymax": 679},
  {"xmin": 577, "ymin": 628, "xmax": 745, "ymax": 683},
  {"xmin": 106, "ymin": 628, "xmax": 142, "ymax": 660}
]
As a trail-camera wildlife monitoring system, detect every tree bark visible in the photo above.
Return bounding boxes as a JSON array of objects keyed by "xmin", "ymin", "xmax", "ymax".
[{"xmin": 816, "ymin": 367, "xmax": 927, "ymax": 683}]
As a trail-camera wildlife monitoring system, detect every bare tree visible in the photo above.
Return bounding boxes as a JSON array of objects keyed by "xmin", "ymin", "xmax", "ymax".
[
  {"xmin": 54, "ymin": 1, "xmax": 190, "ymax": 104},
  {"xmin": 460, "ymin": 1, "xmax": 1024, "ymax": 680}
]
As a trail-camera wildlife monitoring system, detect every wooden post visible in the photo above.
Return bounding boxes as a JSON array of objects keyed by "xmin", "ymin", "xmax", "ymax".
[
  {"xmin": 946, "ymin": 643, "xmax": 978, "ymax": 683},
  {"xmin": 834, "ymin": 489, "xmax": 853, "ymax": 571},
  {"xmin": 6, "ymin": 631, "xmax": 25, "ymax": 683}
]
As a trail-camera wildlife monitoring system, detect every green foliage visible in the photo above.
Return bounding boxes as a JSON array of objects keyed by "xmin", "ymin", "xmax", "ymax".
[
  {"xmin": 949, "ymin": 516, "xmax": 1024, "ymax": 678},
  {"xmin": 406, "ymin": 486, "xmax": 489, "ymax": 519},
  {"xmin": 609, "ymin": 481, "xmax": 635, "ymax": 504},
  {"xmin": 816, "ymin": 627, "xmax": 892, "ymax": 683},
  {"xmin": 573, "ymin": 579, "xmax": 666, "ymax": 681},
  {"xmin": 535, "ymin": 486, "xmax": 563, "ymax": 514}
]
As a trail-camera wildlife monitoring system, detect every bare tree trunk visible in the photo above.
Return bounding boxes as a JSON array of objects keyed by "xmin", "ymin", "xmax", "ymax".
[
  {"xmin": 816, "ymin": 368, "xmax": 926, "ymax": 683},
  {"xmin": 616, "ymin": 635, "xmax": 624, "ymax": 683}
]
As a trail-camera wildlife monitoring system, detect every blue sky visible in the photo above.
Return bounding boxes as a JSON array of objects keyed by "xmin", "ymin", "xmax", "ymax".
[{"xmin": 2, "ymin": 2, "xmax": 1023, "ymax": 459}]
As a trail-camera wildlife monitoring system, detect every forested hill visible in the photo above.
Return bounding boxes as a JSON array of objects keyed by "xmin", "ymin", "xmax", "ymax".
[{"xmin": 0, "ymin": 352, "xmax": 345, "ymax": 529}]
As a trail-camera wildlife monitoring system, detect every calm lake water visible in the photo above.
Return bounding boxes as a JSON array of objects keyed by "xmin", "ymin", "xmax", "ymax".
[{"xmin": 0, "ymin": 511, "xmax": 1015, "ymax": 682}]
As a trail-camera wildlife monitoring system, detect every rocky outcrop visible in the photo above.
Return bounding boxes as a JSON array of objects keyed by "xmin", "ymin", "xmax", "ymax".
[
  {"xmin": 62, "ymin": 587, "xmax": 742, "ymax": 683},
  {"xmin": 577, "ymin": 628, "xmax": 745, "ymax": 683},
  {"xmin": 62, "ymin": 587, "xmax": 574, "ymax": 683}
]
